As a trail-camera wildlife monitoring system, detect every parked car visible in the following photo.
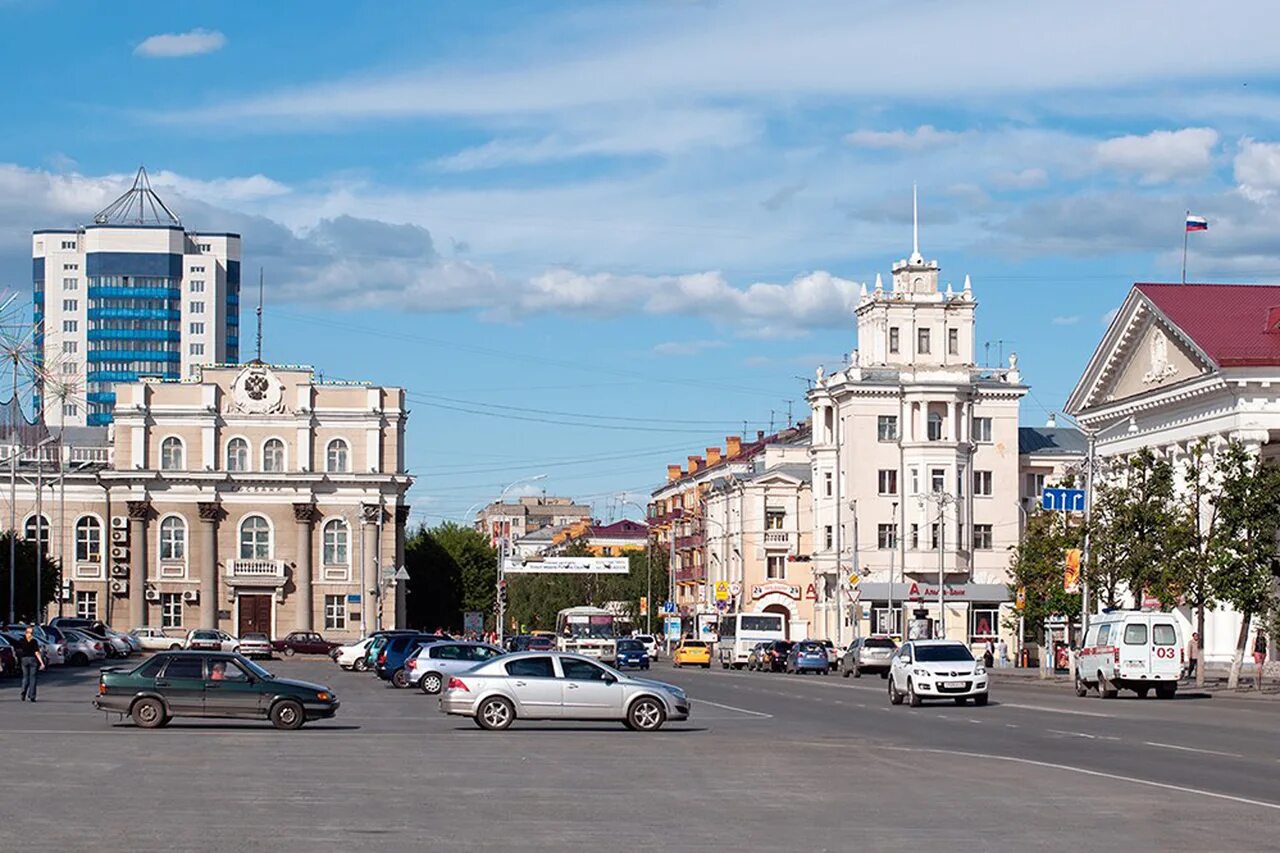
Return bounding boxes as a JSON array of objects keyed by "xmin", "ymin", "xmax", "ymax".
[
  {"xmin": 672, "ymin": 640, "xmax": 712, "ymax": 669},
  {"xmin": 363, "ymin": 629, "xmax": 420, "ymax": 670},
  {"xmin": 841, "ymin": 636, "xmax": 898, "ymax": 678},
  {"xmin": 633, "ymin": 634, "xmax": 660, "ymax": 661},
  {"xmin": 0, "ymin": 635, "xmax": 16, "ymax": 676},
  {"xmin": 66, "ymin": 629, "xmax": 110, "ymax": 662},
  {"xmin": 1074, "ymin": 610, "xmax": 1183, "ymax": 699},
  {"xmin": 376, "ymin": 633, "xmax": 449, "ymax": 687},
  {"xmin": 406, "ymin": 641, "xmax": 504, "ymax": 693},
  {"xmin": 440, "ymin": 652, "xmax": 690, "ymax": 731},
  {"xmin": 613, "ymin": 638, "xmax": 650, "ymax": 670},
  {"xmin": 3, "ymin": 626, "xmax": 65, "ymax": 665},
  {"xmin": 130, "ymin": 627, "xmax": 184, "ymax": 652},
  {"xmin": 504, "ymin": 634, "xmax": 555, "ymax": 653},
  {"xmin": 818, "ymin": 639, "xmax": 841, "ymax": 672},
  {"xmin": 94, "ymin": 651, "xmax": 340, "ymax": 730},
  {"xmin": 745, "ymin": 641, "xmax": 771, "ymax": 671},
  {"xmin": 238, "ymin": 632, "xmax": 273, "ymax": 660},
  {"xmin": 334, "ymin": 638, "xmax": 375, "ymax": 671},
  {"xmin": 185, "ymin": 629, "xmax": 239, "ymax": 653},
  {"xmin": 759, "ymin": 640, "xmax": 794, "ymax": 673},
  {"xmin": 104, "ymin": 627, "xmax": 142, "ymax": 654},
  {"xmin": 786, "ymin": 641, "xmax": 831, "ymax": 675},
  {"xmin": 77, "ymin": 627, "xmax": 131, "ymax": 658},
  {"xmin": 48, "ymin": 617, "xmax": 97, "ymax": 631},
  {"xmin": 53, "ymin": 627, "xmax": 105, "ymax": 666},
  {"xmin": 887, "ymin": 640, "xmax": 989, "ymax": 707},
  {"xmin": 271, "ymin": 631, "xmax": 338, "ymax": 657}
]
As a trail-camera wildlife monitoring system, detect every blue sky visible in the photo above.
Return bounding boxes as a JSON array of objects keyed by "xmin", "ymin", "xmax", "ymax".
[{"xmin": 4, "ymin": 1, "xmax": 1280, "ymax": 526}]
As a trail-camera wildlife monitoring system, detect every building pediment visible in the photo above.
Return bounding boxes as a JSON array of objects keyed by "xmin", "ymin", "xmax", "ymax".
[{"xmin": 1068, "ymin": 290, "xmax": 1216, "ymax": 413}]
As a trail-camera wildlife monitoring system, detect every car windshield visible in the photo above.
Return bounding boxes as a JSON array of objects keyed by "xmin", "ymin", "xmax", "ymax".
[
  {"xmin": 683, "ymin": 641, "xmax": 708, "ymax": 648},
  {"xmin": 866, "ymin": 638, "xmax": 896, "ymax": 648},
  {"xmin": 634, "ymin": 636, "xmax": 654, "ymax": 643},
  {"xmin": 797, "ymin": 642, "xmax": 824, "ymax": 653},
  {"xmin": 194, "ymin": 631, "xmax": 218, "ymax": 639},
  {"xmin": 244, "ymin": 633, "xmax": 268, "ymax": 641},
  {"xmin": 914, "ymin": 645, "xmax": 975, "ymax": 662},
  {"xmin": 616, "ymin": 640, "xmax": 644, "ymax": 652},
  {"xmin": 238, "ymin": 657, "xmax": 273, "ymax": 679}
]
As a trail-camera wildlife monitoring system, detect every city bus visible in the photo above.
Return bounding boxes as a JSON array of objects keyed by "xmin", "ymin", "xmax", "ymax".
[
  {"xmin": 554, "ymin": 606, "xmax": 618, "ymax": 663},
  {"xmin": 716, "ymin": 612, "xmax": 787, "ymax": 669}
]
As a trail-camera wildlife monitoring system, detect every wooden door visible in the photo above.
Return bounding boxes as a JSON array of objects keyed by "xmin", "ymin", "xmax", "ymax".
[{"xmin": 238, "ymin": 595, "xmax": 272, "ymax": 637}]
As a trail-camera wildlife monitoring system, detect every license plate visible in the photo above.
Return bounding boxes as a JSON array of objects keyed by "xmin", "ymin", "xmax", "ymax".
[{"xmin": 944, "ymin": 681, "xmax": 966, "ymax": 689}]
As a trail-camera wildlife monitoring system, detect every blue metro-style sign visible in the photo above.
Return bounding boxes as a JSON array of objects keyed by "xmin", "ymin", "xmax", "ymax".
[{"xmin": 1041, "ymin": 487, "xmax": 1087, "ymax": 513}]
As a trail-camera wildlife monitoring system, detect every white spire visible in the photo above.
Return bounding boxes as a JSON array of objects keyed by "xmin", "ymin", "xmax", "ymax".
[
  {"xmin": 909, "ymin": 182, "xmax": 923, "ymax": 265},
  {"xmin": 860, "ymin": 281, "xmax": 868, "ymax": 298},
  {"xmin": 945, "ymin": 281, "xmax": 954, "ymax": 298},
  {"xmin": 874, "ymin": 272, "xmax": 884, "ymax": 292}
]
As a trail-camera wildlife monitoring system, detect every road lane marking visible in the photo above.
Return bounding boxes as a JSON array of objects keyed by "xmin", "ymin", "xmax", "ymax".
[
  {"xmin": 1144, "ymin": 741, "xmax": 1243, "ymax": 758},
  {"xmin": 885, "ymin": 747, "xmax": 1280, "ymax": 812},
  {"xmin": 1000, "ymin": 702, "xmax": 1113, "ymax": 718},
  {"xmin": 696, "ymin": 699, "xmax": 773, "ymax": 718},
  {"xmin": 1048, "ymin": 729, "xmax": 1096, "ymax": 739}
]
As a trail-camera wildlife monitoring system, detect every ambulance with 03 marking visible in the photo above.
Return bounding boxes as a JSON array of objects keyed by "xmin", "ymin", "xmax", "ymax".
[{"xmin": 1073, "ymin": 610, "xmax": 1184, "ymax": 700}]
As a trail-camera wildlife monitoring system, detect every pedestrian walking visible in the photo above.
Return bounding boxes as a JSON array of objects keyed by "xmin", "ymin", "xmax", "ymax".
[
  {"xmin": 16, "ymin": 625, "xmax": 46, "ymax": 702},
  {"xmin": 996, "ymin": 638, "xmax": 1008, "ymax": 668},
  {"xmin": 983, "ymin": 639, "xmax": 995, "ymax": 669},
  {"xmin": 1253, "ymin": 629, "xmax": 1268, "ymax": 691},
  {"xmin": 1186, "ymin": 631, "xmax": 1200, "ymax": 681}
]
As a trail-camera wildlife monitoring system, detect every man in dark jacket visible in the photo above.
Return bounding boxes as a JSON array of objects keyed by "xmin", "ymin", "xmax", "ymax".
[{"xmin": 16, "ymin": 625, "xmax": 46, "ymax": 702}]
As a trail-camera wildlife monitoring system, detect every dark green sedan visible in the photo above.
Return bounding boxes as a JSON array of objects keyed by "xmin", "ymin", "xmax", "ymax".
[{"xmin": 94, "ymin": 650, "xmax": 340, "ymax": 730}]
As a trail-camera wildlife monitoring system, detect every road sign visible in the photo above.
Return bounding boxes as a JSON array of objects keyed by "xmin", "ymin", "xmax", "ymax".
[
  {"xmin": 662, "ymin": 600, "xmax": 676, "ymax": 614},
  {"xmin": 393, "ymin": 567, "xmax": 410, "ymax": 582},
  {"xmin": 1015, "ymin": 585, "xmax": 1026, "ymax": 612},
  {"xmin": 347, "ymin": 594, "xmax": 361, "ymax": 604},
  {"xmin": 463, "ymin": 611, "xmax": 484, "ymax": 635},
  {"xmin": 730, "ymin": 581, "xmax": 742, "ymax": 597},
  {"xmin": 1041, "ymin": 487, "xmax": 1087, "ymax": 513},
  {"xmin": 714, "ymin": 580, "xmax": 730, "ymax": 602},
  {"xmin": 504, "ymin": 557, "xmax": 629, "ymax": 574},
  {"xmin": 663, "ymin": 616, "xmax": 681, "ymax": 640},
  {"xmin": 848, "ymin": 572, "xmax": 860, "ymax": 588}
]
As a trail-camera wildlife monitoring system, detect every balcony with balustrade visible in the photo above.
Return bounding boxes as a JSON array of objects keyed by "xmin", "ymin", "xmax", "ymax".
[{"xmin": 224, "ymin": 558, "xmax": 289, "ymax": 590}]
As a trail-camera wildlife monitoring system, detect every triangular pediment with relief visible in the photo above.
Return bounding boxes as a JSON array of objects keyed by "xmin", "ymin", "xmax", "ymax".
[{"xmin": 1068, "ymin": 292, "xmax": 1216, "ymax": 412}]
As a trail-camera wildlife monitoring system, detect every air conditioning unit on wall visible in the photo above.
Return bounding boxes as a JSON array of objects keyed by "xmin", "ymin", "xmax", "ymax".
[
  {"xmin": 182, "ymin": 589, "xmax": 199, "ymax": 603},
  {"xmin": 110, "ymin": 579, "xmax": 129, "ymax": 595},
  {"xmin": 112, "ymin": 516, "xmax": 127, "ymax": 530},
  {"xmin": 110, "ymin": 528, "xmax": 128, "ymax": 545},
  {"xmin": 144, "ymin": 587, "xmax": 159, "ymax": 602},
  {"xmin": 110, "ymin": 564, "xmax": 128, "ymax": 578},
  {"xmin": 111, "ymin": 546, "xmax": 129, "ymax": 562}
]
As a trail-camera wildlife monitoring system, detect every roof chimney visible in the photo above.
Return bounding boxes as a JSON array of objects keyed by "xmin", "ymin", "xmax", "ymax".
[
  {"xmin": 706, "ymin": 446, "xmax": 722, "ymax": 466},
  {"xmin": 687, "ymin": 455, "xmax": 703, "ymax": 473},
  {"xmin": 1046, "ymin": 413, "xmax": 1057, "ymax": 428},
  {"xmin": 725, "ymin": 436, "xmax": 742, "ymax": 458},
  {"xmin": 757, "ymin": 430, "xmax": 765, "ymax": 442},
  {"xmin": 667, "ymin": 464, "xmax": 682, "ymax": 481}
]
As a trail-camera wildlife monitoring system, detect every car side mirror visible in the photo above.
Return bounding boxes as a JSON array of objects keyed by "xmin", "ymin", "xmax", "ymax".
[{"xmin": 602, "ymin": 674, "xmax": 617, "ymax": 685}]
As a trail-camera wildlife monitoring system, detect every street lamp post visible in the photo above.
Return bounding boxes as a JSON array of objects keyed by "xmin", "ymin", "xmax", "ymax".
[
  {"xmin": 495, "ymin": 474, "xmax": 547, "ymax": 645},
  {"xmin": 615, "ymin": 496, "xmax": 652, "ymax": 634},
  {"xmin": 920, "ymin": 489, "xmax": 957, "ymax": 639}
]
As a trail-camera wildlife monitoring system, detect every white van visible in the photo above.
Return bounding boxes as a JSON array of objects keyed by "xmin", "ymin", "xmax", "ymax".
[{"xmin": 1074, "ymin": 611, "xmax": 1183, "ymax": 699}]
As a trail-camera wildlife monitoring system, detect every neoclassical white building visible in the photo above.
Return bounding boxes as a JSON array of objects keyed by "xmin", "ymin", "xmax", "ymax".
[
  {"xmin": 7, "ymin": 361, "xmax": 411, "ymax": 640},
  {"xmin": 1067, "ymin": 282, "xmax": 1280, "ymax": 662}
]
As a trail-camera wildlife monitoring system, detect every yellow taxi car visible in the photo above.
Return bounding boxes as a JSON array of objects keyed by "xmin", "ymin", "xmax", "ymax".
[{"xmin": 672, "ymin": 640, "xmax": 712, "ymax": 669}]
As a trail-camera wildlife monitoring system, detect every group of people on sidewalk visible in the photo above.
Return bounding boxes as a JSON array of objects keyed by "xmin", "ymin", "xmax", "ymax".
[
  {"xmin": 981, "ymin": 638, "xmax": 1010, "ymax": 668},
  {"xmin": 1184, "ymin": 628, "xmax": 1272, "ymax": 689}
]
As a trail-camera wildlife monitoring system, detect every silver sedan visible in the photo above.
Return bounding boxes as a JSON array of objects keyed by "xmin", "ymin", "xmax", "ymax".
[{"xmin": 439, "ymin": 651, "xmax": 690, "ymax": 732}]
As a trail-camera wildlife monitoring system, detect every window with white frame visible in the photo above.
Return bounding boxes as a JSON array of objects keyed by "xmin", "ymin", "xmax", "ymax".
[
  {"xmin": 62, "ymin": 298, "xmax": 77, "ymax": 311},
  {"xmin": 263, "ymin": 438, "xmax": 285, "ymax": 472},
  {"xmin": 973, "ymin": 417, "xmax": 993, "ymax": 442},
  {"xmin": 971, "ymin": 607, "xmax": 999, "ymax": 638},
  {"xmin": 973, "ymin": 524, "xmax": 993, "ymax": 550},
  {"xmin": 62, "ymin": 340, "xmax": 78, "ymax": 354},
  {"xmin": 326, "ymin": 439, "xmax": 349, "ymax": 473},
  {"xmin": 160, "ymin": 436, "xmax": 184, "ymax": 471},
  {"xmin": 62, "ymin": 362, "xmax": 77, "ymax": 374},
  {"xmin": 226, "ymin": 437, "xmax": 249, "ymax": 471},
  {"xmin": 76, "ymin": 590, "xmax": 98, "ymax": 621},
  {"xmin": 917, "ymin": 328, "xmax": 931, "ymax": 354},
  {"xmin": 910, "ymin": 467, "xmax": 919, "ymax": 495},
  {"xmin": 61, "ymin": 240, "xmax": 76, "ymax": 250},
  {"xmin": 75, "ymin": 516, "xmax": 102, "ymax": 562},
  {"xmin": 877, "ymin": 415, "xmax": 898, "ymax": 441},
  {"xmin": 63, "ymin": 403, "xmax": 78, "ymax": 417},
  {"xmin": 873, "ymin": 607, "xmax": 902, "ymax": 636},
  {"xmin": 948, "ymin": 327, "xmax": 959, "ymax": 356},
  {"xmin": 765, "ymin": 508, "xmax": 785, "ymax": 530},
  {"xmin": 324, "ymin": 595, "xmax": 347, "ymax": 630},
  {"xmin": 322, "ymin": 519, "xmax": 349, "ymax": 565},
  {"xmin": 824, "ymin": 525, "xmax": 833, "ymax": 550},
  {"xmin": 930, "ymin": 468, "xmax": 945, "ymax": 494},
  {"xmin": 766, "ymin": 555, "xmax": 787, "ymax": 579},
  {"xmin": 888, "ymin": 327, "xmax": 900, "ymax": 354},
  {"xmin": 189, "ymin": 343, "xmax": 204, "ymax": 356},
  {"xmin": 910, "ymin": 523, "xmax": 919, "ymax": 550},
  {"xmin": 190, "ymin": 265, "xmax": 205, "ymax": 273},
  {"xmin": 877, "ymin": 523, "xmax": 898, "ymax": 549},
  {"xmin": 930, "ymin": 522, "xmax": 940, "ymax": 549},
  {"xmin": 198, "ymin": 243, "xmax": 211, "ymax": 252},
  {"xmin": 239, "ymin": 515, "xmax": 271, "ymax": 559},
  {"xmin": 877, "ymin": 469, "xmax": 898, "ymax": 495},
  {"xmin": 63, "ymin": 320, "xmax": 78, "ymax": 333},
  {"xmin": 1027, "ymin": 473, "xmax": 1046, "ymax": 499},
  {"xmin": 63, "ymin": 262, "xmax": 78, "ymax": 270},
  {"xmin": 190, "ymin": 280, "xmax": 205, "ymax": 293},
  {"xmin": 189, "ymin": 322, "xmax": 204, "ymax": 335},
  {"xmin": 159, "ymin": 516, "xmax": 186, "ymax": 561},
  {"xmin": 161, "ymin": 592, "xmax": 183, "ymax": 628},
  {"xmin": 927, "ymin": 411, "xmax": 943, "ymax": 441},
  {"xmin": 189, "ymin": 301, "xmax": 204, "ymax": 314},
  {"xmin": 63, "ymin": 277, "xmax": 78, "ymax": 290},
  {"xmin": 974, "ymin": 470, "xmax": 993, "ymax": 496},
  {"xmin": 824, "ymin": 471, "xmax": 832, "ymax": 497},
  {"xmin": 23, "ymin": 515, "xmax": 50, "ymax": 550}
]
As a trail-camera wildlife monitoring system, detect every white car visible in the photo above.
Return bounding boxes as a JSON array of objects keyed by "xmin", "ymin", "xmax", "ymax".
[
  {"xmin": 61, "ymin": 629, "xmax": 108, "ymax": 665},
  {"xmin": 185, "ymin": 628, "xmax": 239, "ymax": 652},
  {"xmin": 888, "ymin": 639, "xmax": 989, "ymax": 707},
  {"xmin": 633, "ymin": 634, "xmax": 660, "ymax": 661},
  {"xmin": 334, "ymin": 638, "xmax": 374, "ymax": 671},
  {"xmin": 1074, "ymin": 611, "xmax": 1183, "ymax": 699},
  {"xmin": 130, "ymin": 627, "xmax": 184, "ymax": 652}
]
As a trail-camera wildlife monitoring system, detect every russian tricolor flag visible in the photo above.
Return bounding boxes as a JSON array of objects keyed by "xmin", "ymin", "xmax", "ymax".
[{"xmin": 1186, "ymin": 215, "xmax": 1208, "ymax": 232}]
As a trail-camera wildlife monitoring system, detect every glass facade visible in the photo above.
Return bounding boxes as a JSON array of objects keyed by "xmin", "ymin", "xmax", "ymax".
[{"xmin": 86, "ymin": 273, "xmax": 182, "ymax": 424}]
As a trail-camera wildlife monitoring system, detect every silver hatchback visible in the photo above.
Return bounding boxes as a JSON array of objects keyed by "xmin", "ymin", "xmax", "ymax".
[
  {"xmin": 841, "ymin": 635, "xmax": 898, "ymax": 678},
  {"xmin": 439, "ymin": 651, "xmax": 690, "ymax": 732}
]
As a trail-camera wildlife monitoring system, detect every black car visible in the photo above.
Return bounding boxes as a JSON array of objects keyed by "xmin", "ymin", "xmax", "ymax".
[
  {"xmin": 760, "ymin": 640, "xmax": 794, "ymax": 672},
  {"xmin": 375, "ymin": 633, "xmax": 450, "ymax": 687},
  {"xmin": 94, "ymin": 651, "xmax": 339, "ymax": 730}
]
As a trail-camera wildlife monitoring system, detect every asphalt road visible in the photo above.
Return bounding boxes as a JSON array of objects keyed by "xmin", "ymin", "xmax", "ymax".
[{"xmin": 1, "ymin": 656, "xmax": 1278, "ymax": 852}]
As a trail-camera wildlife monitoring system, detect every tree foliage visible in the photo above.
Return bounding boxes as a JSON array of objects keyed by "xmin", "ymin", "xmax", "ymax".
[
  {"xmin": 506, "ymin": 544, "xmax": 668, "ymax": 633},
  {"xmin": 0, "ymin": 532, "xmax": 60, "ymax": 623},
  {"xmin": 1007, "ymin": 508, "xmax": 1082, "ymax": 636},
  {"xmin": 403, "ymin": 522, "xmax": 497, "ymax": 632}
]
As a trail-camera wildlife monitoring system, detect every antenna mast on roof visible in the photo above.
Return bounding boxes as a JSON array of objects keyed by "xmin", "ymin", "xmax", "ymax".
[{"xmin": 255, "ymin": 268, "xmax": 264, "ymax": 363}]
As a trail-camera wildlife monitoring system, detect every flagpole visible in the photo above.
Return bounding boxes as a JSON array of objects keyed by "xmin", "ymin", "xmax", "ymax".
[{"xmin": 1182, "ymin": 209, "xmax": 1189, "ymax": 284}]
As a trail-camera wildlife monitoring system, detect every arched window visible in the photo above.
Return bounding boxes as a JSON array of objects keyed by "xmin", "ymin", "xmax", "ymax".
[
  {"xmin": 322, "ymin": 519, "xmax": 349, "ymax": 565},
  {"xmin": 159, "ymin": 516, "xmax": 186, "ymax": 561},
  {"xmin": 239, "ymin": 515, "xmax": 271, "ymax": 560},
  {"xmin": 226, "ymin": 437, "xmax": 249, "ymax": 472},
  {"xmin": 263, "ymin": 438, "xmax": 285, "ymax": 472},
  {"xmin": 160, "ymin": 436, "xmax": 184, "ymax": 471},
  {"xmin": 326, "ymin": 438, "xmax": 349, "ymax": 473},
  {"xmin": 75, "ymin": 516, "xmax": 102, "ymax": 563},
  {"xmin": 927, "ymin": 411, "xmax": 943, "ymax": 442},
  {"xmin": 24, "ymin": 515, "xmax": 50, "ymax": 550}
]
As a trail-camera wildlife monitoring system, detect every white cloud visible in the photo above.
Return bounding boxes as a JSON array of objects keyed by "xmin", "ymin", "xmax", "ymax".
[
  {"xmin": 149, "ymin": 171, "xmax": 290, "ymax": 203},
  {"xmin": 653, "ymin": 340, "xmax": 727, "ymax": 356},
  {"xmin": 1102, "ymin": 307, "xmax": 1120, "ymax": 326},
  {"xmin": 1051, "ymin": 315, "xmax": 1081, "ymax": 326},
  {"xmin": 1094, "ymin": 127, "xmax": 1218, "ymax": 183},
  {"xmin": 844, "ymin": 125, "xmax": 963, "ymax": 151},
  {"xmin": 1233, "ymin": 137, "xmax": 1280, "ymax": 202},
  {"xmin": 992, "ymin": 167, "xmax": 1049, "ymax": 190},
  {"xmin": 134, "ymin": 28, "xmax": 226, "ymax": 59}
]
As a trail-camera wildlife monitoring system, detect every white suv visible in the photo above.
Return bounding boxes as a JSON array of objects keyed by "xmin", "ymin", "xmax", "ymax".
[{"xmin": 888, "ymin": 640, "xmax": 990, "ymax": 707}]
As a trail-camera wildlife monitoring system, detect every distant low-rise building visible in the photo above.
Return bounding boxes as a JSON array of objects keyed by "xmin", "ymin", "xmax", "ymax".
[{"xmin": 476, "ymin": 495, "xmax": 590, "ymax": 546}]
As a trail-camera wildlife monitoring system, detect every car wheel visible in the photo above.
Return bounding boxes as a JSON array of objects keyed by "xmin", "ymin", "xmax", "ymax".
[
  {"xmin": 1074, "ymin": 670, "xmax": 1089, "ymax": 697},
  {"xmin": 973, "ymin": 692, "xmax": 989, "ymax": 706},
  {"xmin": 72, "ymin": 653, "xmax": 88, "ymax": 666},
  {"xmin": 853, "ymin": 665, "xmax": 862, "ymax": 678},
  {"xmin": 841, "ymin": 665, "xmax": 850, "ymax": 678},
  {"xmin": 1155, "ymin": 683, "xmax": 1176, "ymax": 700},
  {"xmin": 643, "ymin": 664, "xmax": 650, "ymax": 670},
  {"xmin": 169, "ymin": 644, "xmax": 181, "ymax": 650},
  {"xmin": 721, "ymin": 660, "xmax": 729, "ymax": 669},
  {"xmin": 1136, "ymin": 686, "xmax": 1150, "ymax": 699},
  {"xmin": 476, "ymin": 697, "xmax": 515, "ymax": 731},
  {"xmin": 1098, "ymin": 671, "xmax": 1118, "ymax": 699},
  {"xmin": 285, "ymin": 647, "xmax": 296, "ymax": 657},
  {"xmin": 271, "ymin": 700, "xmax": 306, "ymax": 730},
  {"xmin": 703, "ymin": 663, "xmax": 711, "ymax": 669},
  {"xmin": 627, "ymin": 697, "xmax": 667, "ymax": 732},
  {"xmin": 907, "ymin": 679, "xmax": 922, "ymax": 707},
  {"xmin": 391, "ymin": 668, "xmax": 410, "ymax": 689},
  {"xmin": 880, "ymin": 671, "xmax": 888, "ymax": 679},
  {"xmin": 888, "ymin": 677, "xmax": 903, "ymax": 705},
  {"xmin": 421, "ymin": 672, "xmax": 444, "ymax": 695},
  {"xmin": 131, "ymin": 697, "xmax": 167, "ymax": 728},
  {"xmin": 354, "ymin": 658, "xmax": 369, "ymax": 672}
]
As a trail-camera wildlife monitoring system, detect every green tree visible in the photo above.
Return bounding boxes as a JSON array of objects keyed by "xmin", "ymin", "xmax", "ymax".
[
  {"xmin": 1105, "ymin": 449, "xmax": 1183, "ymax": 607},
  {"xmin": 1174, "ymin": 440, "xmax": 1224, "ymax": 687},
  {"xmin": 506, "ymin": 542, "xmax": 669, "ymax": 634},
  {"xmin": 0, "ymin": 532, "xmax": 60, "ymax": 623},
  {"xmin": 1007, "ymin": 508, "xmax": 1082, "ymax": 640},
  {"xmin": 403, "ymin": 522, "xmax": 496, "ymax": 632},
  {"xmin": 1209, "ymin": 443, "xmax": 1280, "ymax": 689}
]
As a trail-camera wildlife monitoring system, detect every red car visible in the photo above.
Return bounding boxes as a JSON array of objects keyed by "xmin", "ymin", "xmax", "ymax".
[{"xmin": 271, "ymin": 631, "xmax": 340, "ymax": 657}]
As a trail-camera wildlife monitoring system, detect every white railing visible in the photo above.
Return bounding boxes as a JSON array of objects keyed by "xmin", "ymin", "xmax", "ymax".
[
  {"xmin": 763, "ymin": 531, "xmax": 791, "ymax": 546},
  {"xmin": 227, "ymin": 558, "xmax": 286, "ymax": 579}
]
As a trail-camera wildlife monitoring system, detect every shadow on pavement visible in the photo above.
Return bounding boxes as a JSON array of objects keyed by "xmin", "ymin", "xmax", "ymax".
[
  {"xmin": 107, "ymin": 721, "xmax": 364, "ymax": 732},
  {"xmin": 450, "ymin": 724, "xmax": 707, "ymax": 734}
]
